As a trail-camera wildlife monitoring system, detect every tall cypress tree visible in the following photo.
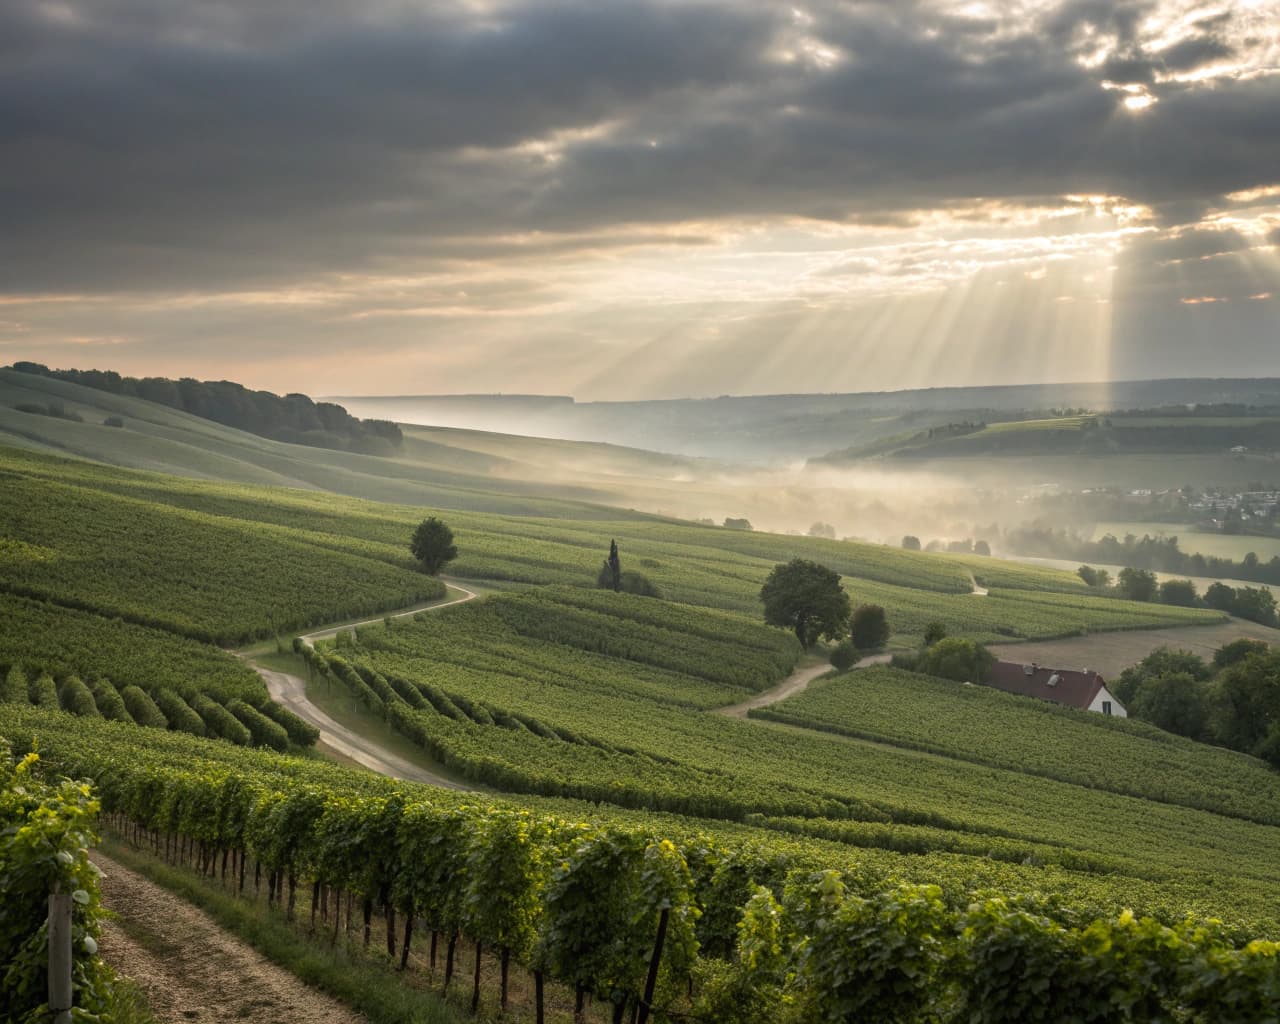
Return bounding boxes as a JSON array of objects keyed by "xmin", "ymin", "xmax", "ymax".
[{"xmin": 608, "ymin": 539, "xmax": 622, "ymax": 592}]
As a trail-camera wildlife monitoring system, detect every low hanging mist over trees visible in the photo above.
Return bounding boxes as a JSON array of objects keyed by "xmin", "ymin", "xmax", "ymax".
[{"xmin": 1006, "ymin": 525, "xmax": 1280, "ymax": 589}]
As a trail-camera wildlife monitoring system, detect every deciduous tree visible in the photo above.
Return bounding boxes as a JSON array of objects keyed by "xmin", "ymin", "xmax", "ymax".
[
  {"xmin": 1130, "ymin": 672, "xmax": 1209, "ymax": 740},
  {"xmin": 917, "ymin": 638, "xmax": 994, "ymax": 683},
  {"xmin": 759, "ymin": 559, "xmax": 851, "ymax": 649},
  {"xmin": 849, "ymin": 604, "xmax": 890, "ymax": 651},
  {"xmin": 1158, "ymin": 578, "xmax": 1199, "ymax": 607},
  {"xmin": 410, "ymin": 517, "xmax": 458, "ymax": 575},
  {"xmin": 1117, "ymin": 567, "xmax": 1158, "ymax": 602},
  {"xmin": 922, "ymin": 622, "xmax": 948, "ymax": 648}
]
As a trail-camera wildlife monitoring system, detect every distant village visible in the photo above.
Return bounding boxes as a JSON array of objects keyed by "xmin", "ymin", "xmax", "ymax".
[
  {"xmin": 1067, "ymin": 485, "xmax": 1280, "ymax": 533},
  {"xmin": 1187, "ymin": 489, "xmax": 1280, "ymax": 527}
]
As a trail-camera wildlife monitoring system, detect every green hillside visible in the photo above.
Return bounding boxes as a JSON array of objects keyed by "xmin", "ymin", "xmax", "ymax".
[
  {"xmin": 755, "ymin": 665, "xmax": 1280, "ymax": 825},
  {"xmin": 3, "ymin": 417, "xmax": 1279, "ymax": 1017},
  {"xmin": 0, "ymin": 367, "xmax": 674, "ymax": 515},
  {"xmin": 816, "ymin": 410, "xmax": 1280, "ymax": 463},
  {"xmin": 309, "ymin": 592, "xmax": 1279, "ymax": 902},
  {"xmin": 1, "ymin": 443, "xmax": 1222, "ymax": 644}
]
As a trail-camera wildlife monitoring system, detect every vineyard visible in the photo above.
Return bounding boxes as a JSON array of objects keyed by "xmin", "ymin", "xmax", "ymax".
[
  {"xmin": 0, "ymin": 464, "xmax": 444, "ymax": 645},
  {"xmin": 754, "ymin": 666, "xmax": 1280, "ymax": 826},
  {"xmin": 0, "ymin": 591, "xmax": 260, "ymax": 699},
  {"xmin": 3, "ymin": 438, "xmax": 1279, "ymax": 1018},
  {"xmin": 297, "ymin": 592, "xmax": 1280, "ymax": 918},
  {"xmin": 1, "ymin": 742, "xmax": 130, "ymax": 1023},
  {"xmin": 2, "ymin": 708, "xmax": 1277, "ymax": 1023},
  {"xmin": 2, "ymin": 445, "xmax": 1226, "ymax": 647}
]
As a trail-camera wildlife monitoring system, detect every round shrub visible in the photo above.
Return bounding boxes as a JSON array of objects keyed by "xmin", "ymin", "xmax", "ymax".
[
  {"xmin": 255, "ymin": 700, "xmax": 319, "ymax": 747},
  {"xmin": 119, "ymin": 685, "xmax": 168, "ymax": 728},
  {"xmin": 89, "ymin": 679, "xmax": 133, "ymax": 723},
  {"xmin": 29, "ymin": 672, "xmax": 60, "ymax": 710},
  {"xmin": 227, "ymin": 699, "xmax": 290, "ymax": 751},
  {"xmin": 190, "ymin": 694, "xmax": 251, "ymax": 746},
  {"xmin": 830, "ymin": 642, "xmax": 858, "ymax": 670},
  {"xmin": 57, "ymin": 675, "xmax": 101, "ymax": 718},
  {"xmin": 153, "ymin": 689, "xmax": 206, "ymax": 737},
  {"xmin": 0, "ymin": 665, "xmax": 28, "ymax": 704},
  {"xmin": 918, "ymin": 638, "xmax": 995, "ymax": 683},
  {"xmin": 850, "ymin": 604, "xmax": 890, "ymax": 651}
]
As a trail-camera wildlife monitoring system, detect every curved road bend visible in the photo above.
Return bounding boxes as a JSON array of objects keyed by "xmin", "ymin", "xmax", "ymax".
[
  {"xmin": 248, "ymin": 581, "xmax": 477, "ymax": 789},
  {"xmin": 250, "ymin": 578, "xmax": 888, "ymax": 782},
  {"xmin": 714, "ymin": 652, "xmax": 892, "ymax": 719},
  {"xmin": 298, "ymin": 581, "xmax": 478, "ymax": 648}
]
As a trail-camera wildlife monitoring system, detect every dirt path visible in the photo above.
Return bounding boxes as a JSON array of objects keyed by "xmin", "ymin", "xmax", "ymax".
[
  {"xmin": 247, "ymin": 582, "xmax": 476, "ymax": 790},
  {"xmin": 296, "ymin": 581, "xmax": 478, "ymax": 647},
  {"xmin": 255, "ymin": 664, "xmax": 469, "ymax": 788},
  {"xmin": 714, "ymin": 653, "xmax": 891, "ymax": 719},
  {"xmin": 969, "ymin": 574, "xmax": 989, "ymax": 596},
  {"xmin": 93, "ymin": 852, "xmax": 364, "ymax": 1024}
]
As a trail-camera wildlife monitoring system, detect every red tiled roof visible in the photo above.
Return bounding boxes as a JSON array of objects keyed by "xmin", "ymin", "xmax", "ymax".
[{"xmin": 985, "ymin": 661, "xmax": 1107, "ymax": 711}]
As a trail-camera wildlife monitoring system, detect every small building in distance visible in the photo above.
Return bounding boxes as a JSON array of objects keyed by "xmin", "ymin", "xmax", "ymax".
[{"xmin": 985, "ymin": 662, "xmax": 1127, "ymax": 717}]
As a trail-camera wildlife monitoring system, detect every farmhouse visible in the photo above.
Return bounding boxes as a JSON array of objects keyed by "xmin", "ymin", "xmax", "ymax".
[{"xmin": 985, "ymin": 662, "xmax": 1127, "ymax": 717}]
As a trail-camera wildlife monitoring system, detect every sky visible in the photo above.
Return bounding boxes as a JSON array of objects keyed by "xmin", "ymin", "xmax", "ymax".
[{"xmin": 2, "ymin": 0, "xmax": 1279, "ymax": 400}]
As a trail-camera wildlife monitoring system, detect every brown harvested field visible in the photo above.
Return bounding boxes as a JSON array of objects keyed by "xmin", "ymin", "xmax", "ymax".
[{"xmin": 990, "ymin": 619, "xmax": 1280, "ymax": 678}]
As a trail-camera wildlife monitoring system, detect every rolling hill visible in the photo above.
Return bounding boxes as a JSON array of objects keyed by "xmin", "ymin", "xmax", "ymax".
[{"xmin": 4, "ymin": 376, "xmax": 1279, "ymax": 1020}]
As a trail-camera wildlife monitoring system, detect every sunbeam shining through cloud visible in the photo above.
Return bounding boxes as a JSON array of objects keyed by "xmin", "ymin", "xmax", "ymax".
[{"xmin": 2, "ymin": 0, "xmax": 1278, "ymax": 397}]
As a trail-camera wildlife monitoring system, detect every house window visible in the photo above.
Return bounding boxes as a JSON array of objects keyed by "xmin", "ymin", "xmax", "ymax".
[{"xmin": 1102, "ymin": 701, "xmax": 1112, "ymax": 716}]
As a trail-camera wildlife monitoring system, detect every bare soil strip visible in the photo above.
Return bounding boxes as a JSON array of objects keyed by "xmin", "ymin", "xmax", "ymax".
[
  {"xmin": 93, "ymin": 852, "xmax": 364, "ymax": 1024},
  {"xmin": 989, "ymin": 619, "xmax": 1280, "ymax": 679}
]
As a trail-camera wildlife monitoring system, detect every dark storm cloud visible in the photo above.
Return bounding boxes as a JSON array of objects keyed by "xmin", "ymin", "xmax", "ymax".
[
  {"xmin": 2, "ymin": 0, "xmax": 1278, "ymax": 294},
  {"xmin": 1, "ymin": 0, "xmax": 780, "ymax": 288}
]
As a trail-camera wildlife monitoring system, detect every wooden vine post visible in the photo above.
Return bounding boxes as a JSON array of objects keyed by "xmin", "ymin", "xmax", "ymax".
[
  {"xmin": 636, "ymin": 906, "xmax": 670, "ymax": 1024},
  {"xmin": 48, "ymin": 884, "xmax": 73, "ymax": 1024}
]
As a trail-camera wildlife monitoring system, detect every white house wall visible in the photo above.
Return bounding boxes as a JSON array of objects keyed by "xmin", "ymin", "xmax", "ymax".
[{"xmin": 1087, "ymin": 685, "xmax": 1128, "ymax": 718}]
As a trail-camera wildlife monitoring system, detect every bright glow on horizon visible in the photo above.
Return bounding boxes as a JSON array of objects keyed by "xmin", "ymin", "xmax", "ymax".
[{"xmin": 3, "ymin": 0, "xmax": 1279, "ymax": 397}]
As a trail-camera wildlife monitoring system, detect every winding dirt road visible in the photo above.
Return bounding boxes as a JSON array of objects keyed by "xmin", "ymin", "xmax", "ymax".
[
  {"xmin": 252, "ymin": 577, "xmax": 885, "ymax": 778},
  {"xmin": 296, "ymin": 582, "xmax": 478, "ymax": 648},
  {"xmin": 247, "ymin": 582, "xmax": 477, "ymax": 789}
]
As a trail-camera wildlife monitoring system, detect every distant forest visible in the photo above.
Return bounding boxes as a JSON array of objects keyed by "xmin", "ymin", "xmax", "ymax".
[
  {"xmin": 10, "ymin": 363, "xmax": 403, "ymax": 456},
  {"xmin": 1005, "ymin": 525, "xmax": 1280, "ymax": 588}
]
